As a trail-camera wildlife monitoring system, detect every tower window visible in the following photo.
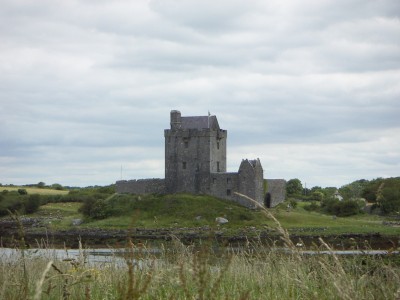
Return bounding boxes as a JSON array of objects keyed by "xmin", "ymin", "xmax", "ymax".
[
  {"xmin": 217, "ymin": 162, "xmax": 220, "ymax": 172},
  {"xmin": 217, "ymin": 142, "xmax": 220, "ymax": 149},
  {"xmin": 182, "ymin": 162, "xmax": 187, "ymax": 169},
  {"xmin": 227, "ymin": 189, "xmax": 231, "ymax": 196},
  {"xmin": 227, "ymin": 178, "xmax": 231, "ymax": 184},
  {"xmin": 184, "ymin": 141, "xmax": 189, "ymax": 148}
]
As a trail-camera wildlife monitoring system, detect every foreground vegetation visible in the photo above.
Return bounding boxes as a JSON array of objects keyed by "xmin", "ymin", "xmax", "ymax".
[
  {"xmin": 1, "ymin": 183, "xmax": 399, "ymax": 299},
  {"xmin": 1, "ymin": 209, "xmax": 399, "ymax": 300}
]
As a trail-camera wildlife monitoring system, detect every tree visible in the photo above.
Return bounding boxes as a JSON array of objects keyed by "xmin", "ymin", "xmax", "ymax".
[
  {"xmin": 380, "ymin": 185, "xmax": 400, "ymax": 214},
  {"xmin": 51, "ymin": 183, "xmax": 64, "ymax": 190},
  {"xmin": 339, "ymin": 179, "xmax": 368, "ymax": 200},
  {"xmin": 310, "ymin": 191, "xmax": 324, "ymax": 201},
  {"xmin": 286, "ymin": 179, "xmax": 303, "ymax": 196},
  {"xmin": 37, "ymin": 182, "xmax": 46, "ymax": 189}
]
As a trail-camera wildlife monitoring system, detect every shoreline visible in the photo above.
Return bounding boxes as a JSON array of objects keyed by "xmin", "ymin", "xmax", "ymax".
[{"xmin": 1, "ymin": 223, "xmax": 397, "ymax": 250}]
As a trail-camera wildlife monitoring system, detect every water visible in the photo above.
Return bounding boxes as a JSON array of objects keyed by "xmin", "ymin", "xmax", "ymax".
[
  {"xmin": 0, "ymin": 247, "xmax": 162, "ymax": 265},
  {"xmin": 0, "ymin": 247, "xmax": 398, "ymax": 265}
]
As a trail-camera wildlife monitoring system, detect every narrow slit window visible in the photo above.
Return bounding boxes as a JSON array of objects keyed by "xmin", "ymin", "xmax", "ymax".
[{"xmin": 227, "ymin": 189, "xmax": 231, "ymax": 196}]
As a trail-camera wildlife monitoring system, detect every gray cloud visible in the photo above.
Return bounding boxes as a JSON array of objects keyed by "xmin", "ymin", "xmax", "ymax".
[{"xmin": 0, "ymin": 0, "xmax": 399, "ymax": 187}]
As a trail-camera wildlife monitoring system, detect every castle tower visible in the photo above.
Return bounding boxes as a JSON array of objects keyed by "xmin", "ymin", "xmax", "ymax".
[
  {"xmin": 164, "ymin": 110, "xmax": 227, "ymax": 194},
  {"xmin": 237, "ymin": 159, "xmax": 264, "ymax": 206},
  {"xmin": 117, "ymin": 110, "xmax": 286, "ymax": 208}
]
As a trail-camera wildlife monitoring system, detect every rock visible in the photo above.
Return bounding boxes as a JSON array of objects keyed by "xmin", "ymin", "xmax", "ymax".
[
  {"xmin": 72, "ymin": 219, "xmax": 83, "ymax": 226},
  {"xmin": 195, "ymin": 216, "xmax": 202, "ymax": 220},
  {"xmin": 215, "ymin": 217, "xmax": 228, "ymax": 224}
]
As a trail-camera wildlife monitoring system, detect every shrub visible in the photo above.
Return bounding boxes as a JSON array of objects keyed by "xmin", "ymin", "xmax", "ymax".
[
  {"xmin": 24, "ymin": 194, "xmax": 41, "ymax": 214},
  {"xmin": 289, "ymin": 199, "xmax": 298, "ymax": 209},
  {"xmin": 321, "ymin": 198, "xmax": 362, "ymax": 217},
  {"xmin": 310, "ymin": 191, "xmax": 324, "ymax": 201},
  {"xmin": 37, "ymin": 182, "xmax": 46, "ymax": 189},
  {"xmin": 304, "ymin": 202, "xmax": 319, "ymax": 212},
  {"xmin": 338, "ymin": 200, "xmax": 362, "ymax": 217},
  {"xmin": 17, "ymin": 189, "xmax": 27, "ymax": 195},
  {"xmin": 0, "ymin": 195, "xmax": 24, "ymax": 216},
  {"xmin": 380, "ymin": 186, "xmax": 400, "ymax": 214},
  {"xmin": 79, "ymin": 197, "xmax": 111, "ymax": 220},
  {"xmin": 51, "ymin": 183, "xmax": 64, "ymax": 190}
]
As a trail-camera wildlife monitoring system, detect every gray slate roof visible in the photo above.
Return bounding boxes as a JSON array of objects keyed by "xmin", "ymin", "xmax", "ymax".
[{"xmin": 181, "ymin": 115, "xmax": 219, "ymax": 130}]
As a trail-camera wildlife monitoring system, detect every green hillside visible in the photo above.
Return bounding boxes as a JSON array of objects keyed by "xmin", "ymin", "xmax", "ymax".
[{"xmin": 28, "ymin": 193, "xmax": 399, "ymax": 236}]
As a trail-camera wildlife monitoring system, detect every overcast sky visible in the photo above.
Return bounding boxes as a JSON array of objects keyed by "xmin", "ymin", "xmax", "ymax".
[{"xmin": 1, "ymin": 0, "xmax": 399, "ymax": 188}]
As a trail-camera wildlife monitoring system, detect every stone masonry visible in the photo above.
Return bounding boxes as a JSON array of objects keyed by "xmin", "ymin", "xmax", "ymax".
[{"xmin": 116, "ymin": 110, "xmax": 286, "ymax": 208}]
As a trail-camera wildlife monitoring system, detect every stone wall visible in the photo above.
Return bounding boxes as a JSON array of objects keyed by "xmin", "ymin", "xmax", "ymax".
[
  {"xmin": 266, "ymin": 179, "xmax": 286, "ymax": 207},
  {"xmin": 208, "ymin": 172, "xmax": 260, "ymax": 209},
  {"xmin": 116, "ymin": 179, "xmax": 166, "ymax": 194}
]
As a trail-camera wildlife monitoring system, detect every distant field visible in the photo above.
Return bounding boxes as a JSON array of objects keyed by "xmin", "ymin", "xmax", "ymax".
[{"xmin": 0, "ymin": 186, "xmax": 69, "ymax": 195}]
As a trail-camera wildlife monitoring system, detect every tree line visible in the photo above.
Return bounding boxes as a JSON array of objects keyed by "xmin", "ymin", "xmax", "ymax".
[{"xmin": 285, "ymin": 177, "xmax": 400, "ymax": 216}]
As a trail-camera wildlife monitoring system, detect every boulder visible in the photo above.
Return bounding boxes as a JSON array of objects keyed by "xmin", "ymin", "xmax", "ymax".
[
  {"xmin": 72, "ymin": 219, "xmax": 83, "ymax": 226},
  {"xmin": 215, "ymin": 217, "xmax": 228, "ymax": 224}
]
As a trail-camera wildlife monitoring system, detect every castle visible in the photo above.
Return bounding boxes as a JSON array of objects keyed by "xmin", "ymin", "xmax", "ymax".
[{"xmin": 116, "ymin": 110, "xmax": 286, "ymax": 208}]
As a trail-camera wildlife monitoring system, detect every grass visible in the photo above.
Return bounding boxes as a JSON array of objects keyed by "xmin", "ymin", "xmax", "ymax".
[
  {"xmin": 1, "ymin": 186, "xmax": 69, "ymax": 195},
  {"xmin": 1, "ymin": 199, "xmax": 399, "ymax": 299},
  {"xmin": 13, "ymin": 194, "xmax": 400, "ymax": 236},
  {"xmin": 31, "ymin": 202, "xmax": 83, "ymax": 230}
]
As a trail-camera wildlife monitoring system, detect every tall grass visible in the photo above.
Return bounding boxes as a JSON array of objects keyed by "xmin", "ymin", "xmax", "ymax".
[
  {"xmin": 0, "ymin": 194, "xmax": 399, "ymax": 299},
  {"xmin": 1, "ymin": 241, "xmax": 399, "ymax": 299}
]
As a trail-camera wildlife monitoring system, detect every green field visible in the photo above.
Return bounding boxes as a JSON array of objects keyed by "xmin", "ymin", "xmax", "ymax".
[
  {"xmin": 1, "ymin": 186, "xmax": 69, "ymax": 195},
  {"xmin": 29, "ymin": 194, "xmax": 400, "ymax": 236}
]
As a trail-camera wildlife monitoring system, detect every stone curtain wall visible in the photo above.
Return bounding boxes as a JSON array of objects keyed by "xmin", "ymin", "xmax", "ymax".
[
  {"xmin": 266, "ymin": 179, "xmax": 287, "ymax": 207},
  {"xmin": 116, "ymin": 179, "xmax": 166, "ymax": 194}
]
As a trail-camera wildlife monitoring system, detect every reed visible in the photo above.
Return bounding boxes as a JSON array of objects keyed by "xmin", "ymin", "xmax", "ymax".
[{"xmin": 0, "ymin": 195, "xmax": 399, "ymax": 299}]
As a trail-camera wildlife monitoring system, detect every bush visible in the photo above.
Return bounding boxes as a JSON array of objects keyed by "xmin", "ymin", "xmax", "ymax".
[
  {"xmin": 338, "ymin": 200, "xmax": 362, "ymax": 217},
  {"xmin": 304, "ymin": 202, "xmax": 319, "ymax": 212},
  {"xmin": 79, "ymin": 197, "xmax": 111, "ymax": 220},
  {"xmin": 18, "ymin": 189, "xmax": 28, "ymax": 195},
  {"xmin": 0, "ymin": 194, "xmax": 24, "ymax": 216},
  {"xmin": 51, "ymin": 183, "xmax": 64, "ymax": 190},
  {"xmin": 380, "ymin": 186, "xmax": 400, "ymax": 214},
  {"xmin": 24, "ymin": 194, "xmax": 41, "ymax": 214},
  {"xmin": 289, "ymin": 199, "xmax": 298, "ymax": 209},
  {"xmin": 321, "ymin": 198, "xmax": 362, "ymax": 217},
  {"xmin": 310, "ymin": 191, "xmax": 324, "ymax": 201}
]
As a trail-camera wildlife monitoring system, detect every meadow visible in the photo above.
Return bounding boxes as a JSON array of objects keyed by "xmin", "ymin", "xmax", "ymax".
[
  {"xmin": 2, "ymin": 186, "xmax": 69, "ymax": 196},
  {"xmin": 32, "ymin": 194, "xmax": 400, "ymax": 237},
  {"xmin": 1, "ymin": 210, "xmax": 399, "ymax": 299}
]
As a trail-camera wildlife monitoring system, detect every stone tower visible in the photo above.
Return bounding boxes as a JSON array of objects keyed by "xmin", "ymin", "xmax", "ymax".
[
  {"xmin": 164, "ymin": 110, "xmax": 227, "ymax": 194},
  {"xmin": 116, "ymin": 110, "xmax": 286, "ymax": 208}
]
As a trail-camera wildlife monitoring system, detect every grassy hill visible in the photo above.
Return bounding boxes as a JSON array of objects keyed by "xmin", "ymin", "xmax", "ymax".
[{"xmin": 30, "ymin": 193, "xmax": 399, "ymax": 236}]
